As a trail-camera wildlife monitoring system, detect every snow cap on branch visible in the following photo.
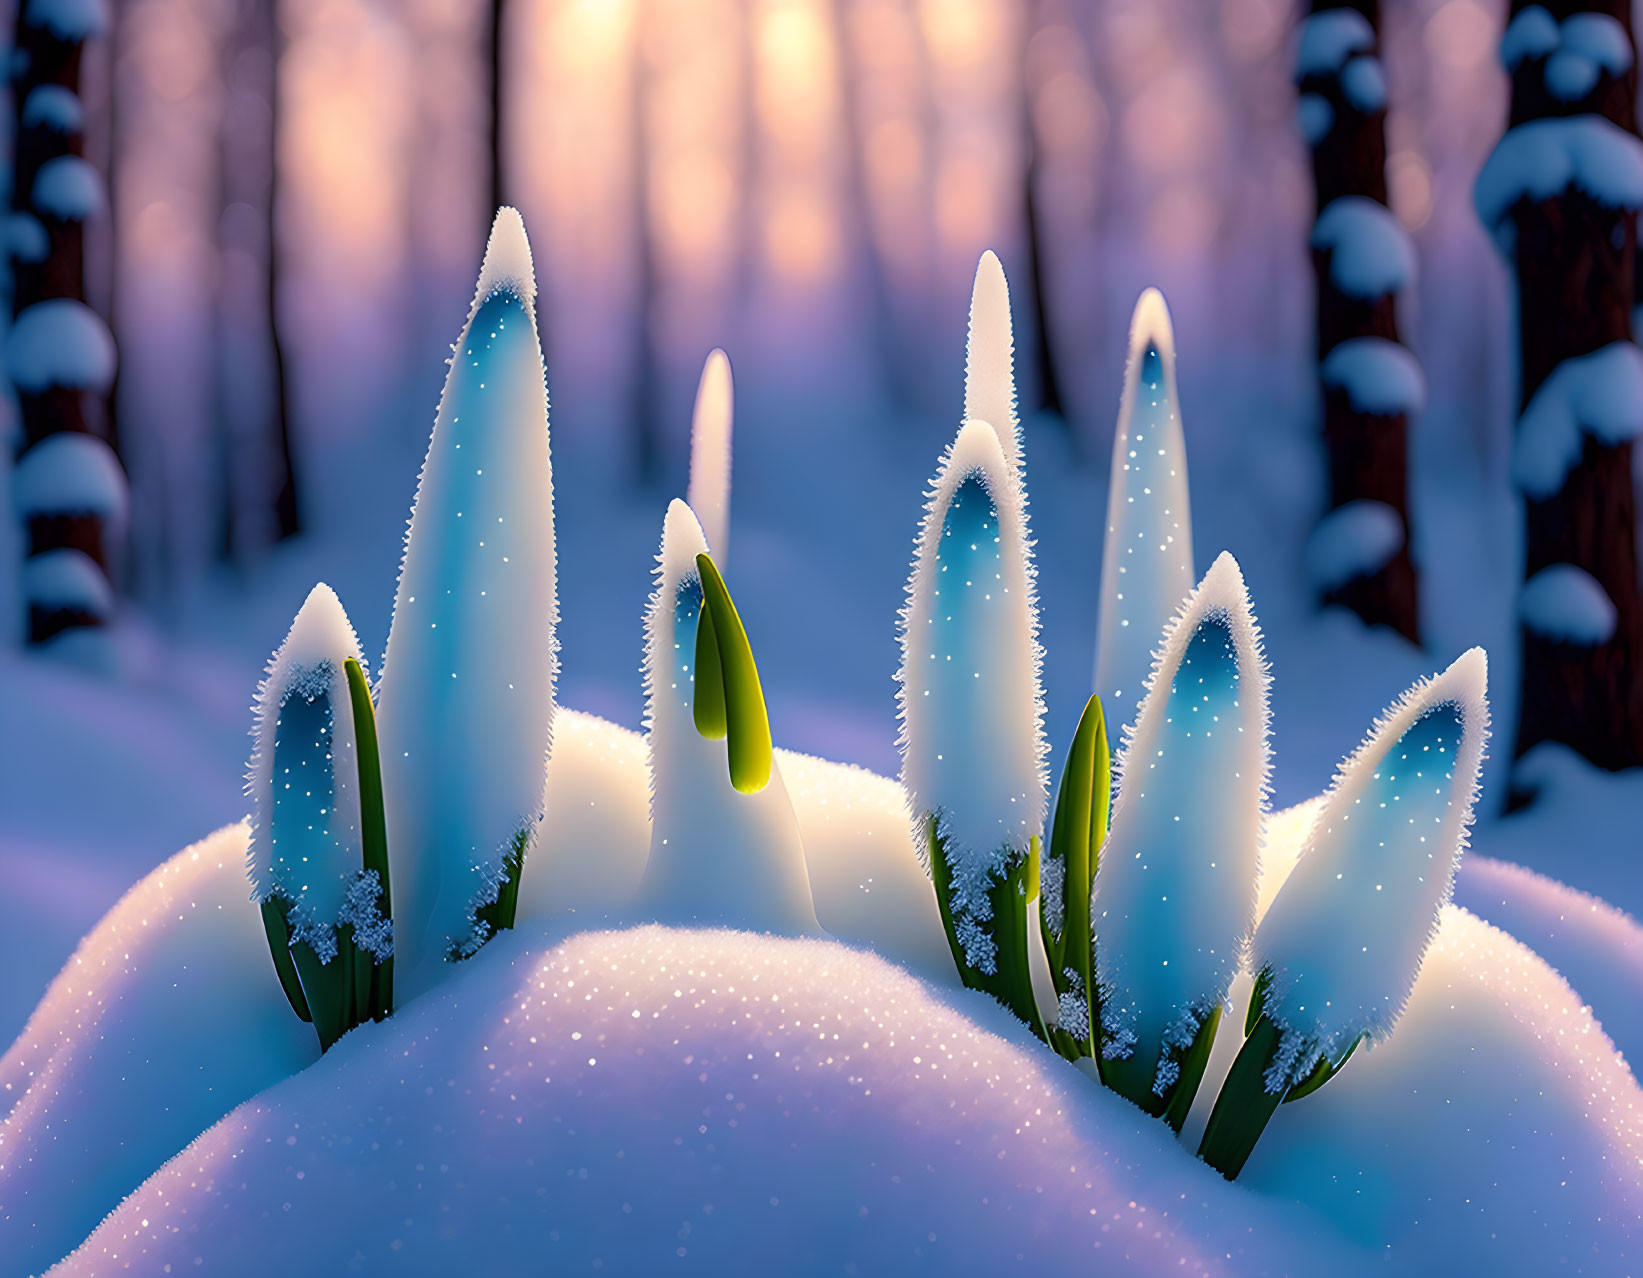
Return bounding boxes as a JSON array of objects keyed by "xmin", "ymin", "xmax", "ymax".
[
  {"xmin": 1092, "ymin": 552, "xmax": 1269, "ymax": 1083},
  {"xmin": 14, "ymin": 431, "xmax": 127, "ymax": 528},
  {"xmin": 1321, "ymin": 336, "xmax": 1424, "ymax": 417},
  {"xmin": 1251, "ymin": 648, "xmax": 1488, "ymax": 1089},
  {"xmin": 638, "ymin": 499, "xmax": 819, "ymax": 934},
  {"xmin": 963, "ymin": 251, "xmax": 1021, "ymax": 477},
  {"xmin": 1475, "ymin": 116, "xmax": 1643, "ymax": 240},
  {"xmin": 246, "ymin": 585, "xmax": 367, "ymax": 949},
  {"xmin": 1307, "ymin": 499, "xmax": 1404, "ymax": 594},
  {"xmin": 1096, "ymin": 287, "xmax": 1194, "ymax": 735},
  {"xmin": 21, "ymin": 85, "xmax": 84, "ymax": 135},
  {"xmin": 376, "ymin": 206, "xmax": 557, "ymax": 991},
  {"xmin": 686, "ymin": 349, "xmax": 733, "ymax": 563},
  {"xmin": 1311, "ymin": 196, "xmax": 1414, "ymax": 300},
  {"xmin": 898, "ymin": 418, "xmax": 1047, "ymax": 872},
  {"xmin": 8, "ymin": 299, "xmax": 115, "ymax": 393},
  {"xmin": 1513, "ymin": 341, "xmax": 1643, "ymax": 499},
  {"xmin": 32, "ymin": 155, "xmax": 103, "ymax": 222},
  {"xmin": 1521, "ymin": 564, "xmax": 1617, "ymax": 645},
  {"xmin": 24, "ymin": 0, "xmax": 108, "ymax": 41},
  {"xmin": 1295, "ymin": 9, "xmax": 1374, "ymax": 79},
  {"xmin": 22, "ymin": 547, "xmax": 113, "ymax": 619}
]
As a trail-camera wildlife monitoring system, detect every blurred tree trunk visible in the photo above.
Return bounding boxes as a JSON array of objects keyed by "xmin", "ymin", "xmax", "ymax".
[
  {"xmin": 11, "ymin": 0, "xmax": 124, "ymax": 642},
  {"xmin": 1491, "ymin": 0, "xmax": 1643, "ymax": 774},
  {"xmin": 1297, "ymin": 0, "xmax": 1420, "ymax": 643},
  {"xmin": 488, "ymin": 0, "xmax": 506, "ymax": 214},
  {"xmin": 630, "ymin": 0, "xmax": 662, "ymax": 482},
  {"xmin": 1021, "ymin": 0, "xmax": 1065, "ymax": 422},
  {"xmin": 214, "ymin": 0, "xmax": 300, "ymax": 560}
]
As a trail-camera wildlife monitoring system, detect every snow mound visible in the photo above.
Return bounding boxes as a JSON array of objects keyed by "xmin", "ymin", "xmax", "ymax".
[
  {"xmin": 7, "ymin": 300, "xmax": 116, "ymax": 394},
  {"xmin": 22, "ymin": 548, "xmax": 113, "ymax": 618},
  {"xmin": 32, "ymin": 155, "xmax": 103, "ymax": 222},
  {"xmin": 1476, "ymin": 116, "xmax": 1643, "ymax": 233},
  {"xmin": 52, "ymin": 926, "xmax": 1354, "ymax": 1277},
  {"xmin": 0, "ymin": 826, "xmax": 316, "ymax": 1278},
  {"xmin": 1320, "ymin": 336, "xmax": 1424, "ymax": 417},
  {"xmin": 21, "ymin": 85, "xmax": 84, "ymax": 135},
  {"xmin": 1306, "ymin": 499, "xmax": 1404, "ymax": 593},
  {"xmin": 1311, "ymin": 197, "xmax": 1413, "ymax": 299},
  {"xmin": 14, "ymin": 432, "xmax": 127, "ymax": 524},
  {"xmin": 1520, "ymin": 563, "xmax": 1617, "ymax": 644},
  {"xmin": 1453, "ymin": 854, "xmax": 1643, "ymax": 1070},
  {"xmin": 1512, "ymin": 341, "xmax": 1643, "ymax": 499}
]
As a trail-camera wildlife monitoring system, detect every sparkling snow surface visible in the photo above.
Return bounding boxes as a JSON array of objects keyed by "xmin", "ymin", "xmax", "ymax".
[
  {"xmin": 1095, "ymin": 289, "xmax": 1194, "ymax": 736},
  {"xmin": 636, "ymin": 500, "xmax": 820, "ymax": 935},
  {"xmin": 375, "ymin": 209, "xmax": 558, "ymax": 992},
  {"xmin": 1093, "ymin": 553, "xmax": 1269, "ymax": 1082},
  {"xmin": 16, "ymin": 791, "xmax": 1641, "ymax": 1276}
]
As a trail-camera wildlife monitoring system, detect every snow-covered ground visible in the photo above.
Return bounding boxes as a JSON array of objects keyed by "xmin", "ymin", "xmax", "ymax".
[{"xmin": 5, "ymin": 712, "xmax": 1640, "ymax": 1276}]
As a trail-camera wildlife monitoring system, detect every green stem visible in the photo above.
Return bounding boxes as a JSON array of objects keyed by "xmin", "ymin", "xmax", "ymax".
[
  {"xmin": 1197, "ymin": 1013, "xmax": 1285, "ymax": 1179},
  {"xmin": 291, "ymin": 939, "xmax": 351, "ymax": 1053},
  {"xmin": 259, "ymin": 897, "xmax": 312, "ymax": 1023},
  {"xmin": 345, "ymin": 657, "xmax": 393, "ymax": 1020},
  {"xmin": 928, "ymin": 817, "xmax": 1049, "ymax": 1044}
]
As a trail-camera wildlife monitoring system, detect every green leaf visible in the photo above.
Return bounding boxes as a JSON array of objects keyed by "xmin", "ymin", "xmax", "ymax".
[
  {"xmin": 345, "ymin": 657, "xmax": 393, "ymax": 1021},
  {"xmin": 695, "ymin": 553, "xmax": 773, "ymax": 793},
  {"xmin": 1161, "ymin": 1004, "xmax": 1221, "ymax": 1132},
  {"xmin": 1197, "ymin": 1013, "xmax": 1285, "ymax": 1179},
  {"xmin": 1041, "ymin": 695, "xmax": 1110, "ymax": 1064},
  {"xmin": 259, "ymin": 896, "xmax": 312, "ymax": 1023},
  {"xmin": 467, "ymin": 824, "xmax": 530, "ymax": 956},
  {"xmin": 1283, "ymin": 1031, "xmax": 1365, "ymax": 1103},
  {"xmin": 692, "ymin": 588, "xmax": 728, "ymax": 740},
  {"xmin": 928, "ymin": 817, "xmax": 1049, "ymax": 1044}
]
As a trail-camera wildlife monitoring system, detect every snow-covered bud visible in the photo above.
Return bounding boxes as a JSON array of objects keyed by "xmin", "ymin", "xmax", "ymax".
[
  {"xmin": 248, "ymin": 583, "xmax": 393, "ymax": 1051},
  {"xmin": 376, "ymin": 207, "xmax": 558, "ymax": 989},
  {"xmin": 636, "ymin": 500, "xmax": 819, "ymax": 935},
  {"xmin": 1095, "ymin": 288, "xmax": 1195, "ymax": 741},
  {"xmin": 963, "ymin": 250, "xmax": 1021, "ymax": 477},
  {"xmin": 1092, "ymin": 551, "xmax": 1270, "ymax": 1124},
  {"xmin": 897, "ymin": 419, "xmax": 1048, "ymax": 1035},
  {"xmin": 686, "ymin": 349, "xmax": 733, "ymax": 564}
]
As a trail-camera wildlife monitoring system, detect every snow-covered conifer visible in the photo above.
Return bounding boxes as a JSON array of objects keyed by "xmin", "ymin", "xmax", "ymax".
[
  {"xmin": 686, "ymin": 349, "xmax": 733, "ymax": 564},
  {"xmin": 898, "ymin": 418, "xmax": 1047, "ymax": 1035},
  {"xmin": 636, "ymin": 500, "xmax": 819, "ymax": 934},
  {"xmin": 375, "ymin": 208, "xmax": 558, "ymax": 991},
  {"xmin": 248, "ymin": 583, "xmax": 392, "ymax": 1050},
  {"xmin": 963, "ymin": 250, "xmax": 1022, "ymax": 476},
  {"xmin": 1094, "ymin": 289, "xmax": 1194, "ymax": 738},
  {"xmin": 1092, "ymin": 551, "xmax": 1269, "ymax": 1125},
  {"xmin": 1200, "ymin": 649, "xmax": 1487, "ymax": 1179}
]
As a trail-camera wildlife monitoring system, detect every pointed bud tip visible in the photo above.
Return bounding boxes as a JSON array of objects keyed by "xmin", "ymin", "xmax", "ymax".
[
  {"xmin": 661, "ymin": 498, "xmax": 711, "ymax": 580},
  {"xmin": 475, "ymin": 206, "xmax": 537, "ymax": 308},
  {"xmin": 1127, "ymin": 287, "xmax": 1176, "ymax": 361},
  {"xmin": 948, "ymin": 417, "xmax": 1011, "ymax": 481}
]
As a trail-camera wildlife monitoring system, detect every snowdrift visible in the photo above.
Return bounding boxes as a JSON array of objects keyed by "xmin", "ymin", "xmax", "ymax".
[{"xmin": 3, "ymin": 710, "xmax": 1640, "ymax": 1275}]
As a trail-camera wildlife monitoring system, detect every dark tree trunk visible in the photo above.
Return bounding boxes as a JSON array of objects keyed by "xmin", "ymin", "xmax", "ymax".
[
  {"xmin": 214, "ymin": 0, "xmax": 300, "ymax": 558},
  {"xmin": 1494, "ymin": 0, "xmax": 1643, "ymax": 773},
  {"xmin": 11, "ymin": 4, "xmax": 121, "ymax": 643},
  {"xmin": 1298, "ymin": 0, "xmax": 1420, "ymax": 643}
]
